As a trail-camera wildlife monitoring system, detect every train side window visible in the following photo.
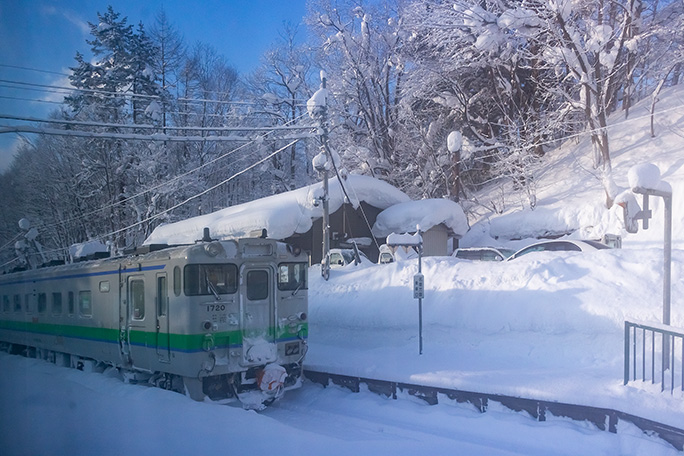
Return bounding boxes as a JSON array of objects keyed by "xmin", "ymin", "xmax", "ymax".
[
  {"xmin": 68, "ymin": 292, "xmax": 75, "ymax": 316},
  {"xmin": 173, "ymin": 266, "xmax": 181, "ymax": 297},
  {"xmin": 2, "ymin": 295, "xmax": 8, "ymax": 313},
  {"xmin": 157, "ymin": 276, "xmax": 167, "ymax": 317},
  {"xmin": 13, "ymin": 295, "xmax": 21, "ymax": 313},
  {"xmin": 38, "ymin": 293, "xmax": 47, "ymax": 313},
  {"xmin": 52, "ymin": 292, "xmax": 62, "ymax": 315},
  {"xmin": 130, "ymin": 279, "xmax": 145, "ymax": 320},
  {"xmin": 25, "ymin": 294, "xmax": 32, "ymax": 314},
  {"xmin": 79, "ymin": 291, "xmax": 92, "ymax": 317}
]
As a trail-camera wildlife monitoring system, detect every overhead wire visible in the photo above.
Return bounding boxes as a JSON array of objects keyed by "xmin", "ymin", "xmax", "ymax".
[
  {"xmin": 27, "ymin": 111, "xmax": 311, "ymax": 234},
  {"xmin": 100, "ymin": 139, "xmax": 300, "ymax": 241}
]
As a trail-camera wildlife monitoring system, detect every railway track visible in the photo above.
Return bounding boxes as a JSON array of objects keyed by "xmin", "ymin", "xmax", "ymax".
[{"xmin": 303, "ymin": 369, "xmax": 684, "ymax": 451}]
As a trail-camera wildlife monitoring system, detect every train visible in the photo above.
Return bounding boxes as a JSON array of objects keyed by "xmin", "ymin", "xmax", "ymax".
[{"xmin": 0, "ymin": 232, "xmax": 308, "ymax": 408}]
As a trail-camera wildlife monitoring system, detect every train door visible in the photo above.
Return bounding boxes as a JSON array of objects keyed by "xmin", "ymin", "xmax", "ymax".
[
  {"xmin": 118, "ymin": 268, "xmax": 131, "ymax": 365},
  {"xmin": 126, "ymin": 275, "xmax": 149, "ymax": 369},
  {"xmin": 155, "ymin": 273, "xmax": 170, "ymax": 363},
  {"xmin": 239, "ymin": 266, "xmax": 277, "ymax": 366}
]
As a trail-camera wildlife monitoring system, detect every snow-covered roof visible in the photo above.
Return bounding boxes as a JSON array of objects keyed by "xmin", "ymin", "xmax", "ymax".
[
  {"xmin": 144, "ymin": 174, "xmax": 410, "ymax": 245},
  {"xmin": 371, "ymin": 198, "xmax": 469, "ymax": 238}
]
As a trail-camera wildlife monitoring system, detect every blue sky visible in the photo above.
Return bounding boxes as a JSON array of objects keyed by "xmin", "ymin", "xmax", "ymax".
[{"xmin": 0, "ymin": 0, "xmax": 309, "ymax": 172}]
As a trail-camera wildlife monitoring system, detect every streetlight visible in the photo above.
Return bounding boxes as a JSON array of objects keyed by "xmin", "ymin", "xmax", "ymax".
[{"xmin": 619, "ymin": 163, "xmax": 673, "ymax": 366}]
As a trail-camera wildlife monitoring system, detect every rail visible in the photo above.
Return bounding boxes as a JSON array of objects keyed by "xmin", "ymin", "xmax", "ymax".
[
  {"xmin": 304, "ymin": 369, "xmax": 684, "ymax": 451},
  {"xmin": 624, "ymin": 320, "xmax": 684, "ymax": 393}
]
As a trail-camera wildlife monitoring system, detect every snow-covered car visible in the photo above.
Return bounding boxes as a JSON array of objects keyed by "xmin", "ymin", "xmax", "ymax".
[
  {"xmin": 328, "ymin": 248, "xmax": 370, "ymax": 268},
  {"xmin": 453, "ymin": 247, "xmax": 515, "ymax": 262},
  {"xmin": 378, "ymin": 245, "xmax": 395, "ymax": 264},
  {"xmin": 507, "ymin": 240, "xmax": 611, "ymax": 261}
]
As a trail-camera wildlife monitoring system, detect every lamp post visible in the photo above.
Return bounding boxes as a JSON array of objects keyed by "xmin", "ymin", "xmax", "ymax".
[{"xmin": 621, "ymin": 164, "xmax": 673, "ymax": 368}]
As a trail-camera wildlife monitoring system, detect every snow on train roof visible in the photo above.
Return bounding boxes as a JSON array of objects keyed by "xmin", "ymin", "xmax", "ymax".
[
  {"xmin": 144, "ymin": 174, "xmax": 410, "ymax": 245},
  {"xmin": 371, "ymin": 198, "xmax": 469, "ymax": 238}
]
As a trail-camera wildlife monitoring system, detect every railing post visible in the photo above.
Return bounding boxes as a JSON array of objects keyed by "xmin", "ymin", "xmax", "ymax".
[{"xmin": 624, "ymin": 321, "xmax": 631, "ymax": 385}]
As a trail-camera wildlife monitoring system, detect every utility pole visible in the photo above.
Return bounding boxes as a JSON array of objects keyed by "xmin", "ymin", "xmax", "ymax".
[
  {"xmin": 309, "ymin": 71, "xmax": 331, "ymax": 280},
  {"xmin": 321, "ymin": 73, "xmax": 331, "ymax": 281}
]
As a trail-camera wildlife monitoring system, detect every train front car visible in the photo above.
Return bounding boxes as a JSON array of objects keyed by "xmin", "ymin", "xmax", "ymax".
[{"xmin": 173, "ymin": 238, "xmax": 308, "ymax": 408}]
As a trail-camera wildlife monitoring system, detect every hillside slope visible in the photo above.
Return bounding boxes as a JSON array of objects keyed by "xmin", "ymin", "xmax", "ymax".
[{"xmin": 462, "ymin": 85, "xmax": 684, "ymax": 249}]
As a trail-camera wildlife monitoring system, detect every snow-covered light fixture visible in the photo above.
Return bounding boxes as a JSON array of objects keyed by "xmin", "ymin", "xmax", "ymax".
[
  {"xmin": 620, "ymin": 163, "xmax": 674, "ymax": 367},
  {"xmin": 447, "ymin": 131, "xmax": 462, "ymax": 154}
]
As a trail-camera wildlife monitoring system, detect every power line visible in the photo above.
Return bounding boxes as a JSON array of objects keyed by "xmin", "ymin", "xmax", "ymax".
[
  {"xmin": 0, "ymin": 64, "xmax": 312, "ymax": 104},
  {"xmin": 0, "ymin": 77, "xmax": 309, "ymax": 107},
  {"xmin": 0, "ymin": 63, "xmax": 70, "ymax": 77},
  {"xmin": 23, "ymin": 112, "xmax": 310, "ymax": 236},
  {"xmin": 0, "ymin": 113, "xmax": 315, "ymax": 133},
  {"xmin": 0, "ymin": 95, "xmax": 63, "ymax": 105},
  {"xmin": 0, "ymin": 123, "xmax": 315, "ymax": 142},
  {"xmin": 101, "ymin": 139, "xmax": 300, "ymax": 241}
]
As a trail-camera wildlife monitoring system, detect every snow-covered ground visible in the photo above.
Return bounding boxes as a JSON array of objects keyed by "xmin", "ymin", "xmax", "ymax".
[
  {"xmin": 2, "ymin": 351, "xmax": 675, "ymax": 455},
  {"xmin": 2, "ymin": 86, "xmax": 684, "ymax": 454}
]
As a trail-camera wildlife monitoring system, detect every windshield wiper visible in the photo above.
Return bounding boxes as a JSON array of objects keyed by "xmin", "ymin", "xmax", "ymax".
[{"xmin": 205, "ymin": 276, "xmax": 221, "ymax": 301}]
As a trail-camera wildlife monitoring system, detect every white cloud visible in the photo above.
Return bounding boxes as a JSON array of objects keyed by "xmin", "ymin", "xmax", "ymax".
[
  {"xmin": 0, "ymin": 135, "xmax": 25, "ymax": 173},
  {"xmin": 40, "ymin": 5, "xmax": 90, "ymax": 35}
]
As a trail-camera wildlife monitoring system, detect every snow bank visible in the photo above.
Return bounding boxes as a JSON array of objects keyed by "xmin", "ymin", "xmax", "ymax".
[{"xmin": 307, "ymin": 247, "xmax": 684, "ymax": 428}]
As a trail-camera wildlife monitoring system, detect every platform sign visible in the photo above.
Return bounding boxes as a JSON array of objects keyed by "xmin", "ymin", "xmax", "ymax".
[{"xmin": 413, "ymin": 273, "xmax": 424, "ymax": 299}]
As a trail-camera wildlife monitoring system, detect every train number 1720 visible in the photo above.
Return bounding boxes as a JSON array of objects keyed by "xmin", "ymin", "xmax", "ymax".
[{"xmin": 206, "ymin": 304, "xmax": 226, "ymax": 312}]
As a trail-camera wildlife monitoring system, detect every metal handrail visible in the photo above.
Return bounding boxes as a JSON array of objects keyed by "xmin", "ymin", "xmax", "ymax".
[{"xmin": 624, "ymin": 320, "xmax": 684, "ymax": 393}]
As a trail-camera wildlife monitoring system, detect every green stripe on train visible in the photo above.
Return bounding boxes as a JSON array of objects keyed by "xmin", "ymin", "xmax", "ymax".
[{"xmin": 0, "ymin": 319, "xmax": 308, "ymax": 353}]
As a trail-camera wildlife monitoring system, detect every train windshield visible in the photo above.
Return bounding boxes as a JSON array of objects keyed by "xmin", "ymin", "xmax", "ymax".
[
  {"xmin": 184, "ymin": 264, "xmax": 238, "ymax": 296},
  {"xmin": 277, "ymin": 263, "xmax": 308, "ymax": 292}
]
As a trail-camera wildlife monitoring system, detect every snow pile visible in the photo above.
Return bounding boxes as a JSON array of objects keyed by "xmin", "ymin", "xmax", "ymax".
[
  {"xmin": 144, "ymin": 174, "xmax": 410, "ymax": 245},
  {"xmin": 68, "ymin": 240, "xmax": 108, "ymax": 259},
  {"xmin": 372, "ymin": 198, "xmax": 469, "ymax": 238},
  {"xmin": 307, "ymin": 247, "xmax": 684, "ymax": 428},
  {"xmin": 628, "ymin": 163, "xmax": 672, "ymax": 194}
]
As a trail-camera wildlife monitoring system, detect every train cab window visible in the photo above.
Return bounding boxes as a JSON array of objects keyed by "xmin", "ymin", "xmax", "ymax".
[
  {"xmin": 130, "ymin": 279, "xmax": 145, "ymax": 320},
  {"xmin": 173, "ymin": 266, "xmax": 181, "ymax": 297},
  {"xmin": 184, "ymin": 264, "xmax": 237, "ymax": 296},
  {"xmin": 79, "ymin": 291, "xmax": 92, "ymax": 317},
  {"xmin": 13, "ymin": 295, "xmax": 21, "ymax": 313},
  {"xmin": 25, "ymin": 294, "xmax": 32, "ymax": 314},
  {"xmin": 52, "ymin": 292, "xmax": 62, "ymax": 315},
  {"xmin": 2, "ymin": 295, "xmax": 8, "ymax": 313},
  {"xmin": 247, "ymin": 270, "xmax": 269, "ymax": 301},
  {"xmin": 68, "ymin": 292, "xmax": 75, "ymax": 316},
  {"xmin": 38, "ymin": 293, "xmax": 47, "ymax": 314},
  {"xmin": 277, "ymin": 263, "xmax": 308, "ymax": 292}
]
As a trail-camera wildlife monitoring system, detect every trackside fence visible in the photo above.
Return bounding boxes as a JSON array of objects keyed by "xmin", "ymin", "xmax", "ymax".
[
  {"xmin": 305, "ymin": 369, "xmax": 684, "ymax": 451},
  {"xmin": 624, "ymin": 320, "xmax": 684, "ymax": 394}
]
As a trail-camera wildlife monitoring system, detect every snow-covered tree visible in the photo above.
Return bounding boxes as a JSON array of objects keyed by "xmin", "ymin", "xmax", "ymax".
[
  {"xmin": 306, "ymin": 0, "xmax": 406, "ymax": 183},
  {"xmin": 246, "ymin": 23, "xmax": 316, "ymax": 191},
  {"xmin": 400, "ymin": 1, "xmax": 558, "ymax": 206}
]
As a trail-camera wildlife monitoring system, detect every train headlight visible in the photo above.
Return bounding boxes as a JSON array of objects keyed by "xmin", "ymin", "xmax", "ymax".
[
  {"xmin": 297, "ymin": 312, "xmax": 307, "ymax": 321},
  {"xmin": 286, "ymin": 244, "xmax": 302, "ymax": 257},
  {"xmin": 202, "ymin": 320, "xmax": 212, "ymax": 331},
  {"xmin": 204, "ymin": 241, "xmax": 224, "ymax": 257}
]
